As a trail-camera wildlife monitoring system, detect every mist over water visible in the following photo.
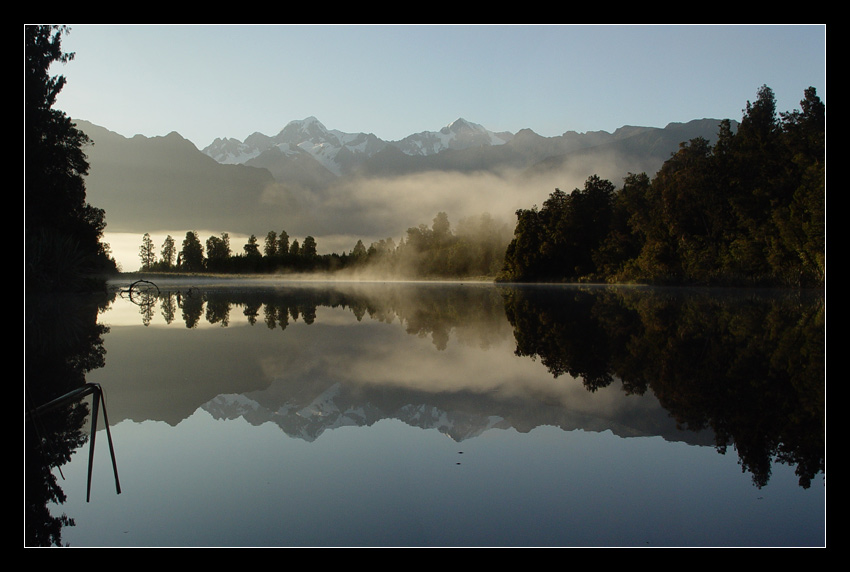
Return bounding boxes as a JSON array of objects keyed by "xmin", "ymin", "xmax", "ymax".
[
  {"xmin": 104, "ymin": 149, "xmax": 642, "ymax": 272},
  {"xmin": 80, "ymin": 110, "xmax": 696, "ymax": 274}
]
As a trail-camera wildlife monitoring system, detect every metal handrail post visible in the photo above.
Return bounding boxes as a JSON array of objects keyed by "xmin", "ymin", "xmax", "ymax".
[{"xmin": 28, "ymin": 382, "xmax": 121, "ymax": 502}]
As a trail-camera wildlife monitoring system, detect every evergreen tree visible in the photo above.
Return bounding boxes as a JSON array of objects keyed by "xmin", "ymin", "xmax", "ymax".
[
  {"xmin": 26, "ymin": 25, "xmax": 115, "ymax": 291},
  {"xmin": 776, "ymin": 87, "xmax": 825, "ymax": 285},
  {"xmin": 139, "ymin": 233, "xmax": 156, "ymax": 270},
  {"xmin": 635, "ymin": 137, "xmax": 722, "ymax": 283},
  {"xmin": 725, "ymin": 85, "xmax": 786, "ymax": 283},
  {"xmin": 160, "ymin": 235, "xmax": 176, "ymax": 269},
  {"xmin": 264, "ymin": 231, "xmax": 278, "ymax": 257},
  {"xmin": 594, "ymin": 172, "xmax": 649, "ymax": 280},
  {"xmin": 501, "ymin": 86, "xmax": 824, "ymax": 288},
  {"xmin": 500, "ymin": 206, "xmax": 546, "ymax": 282},
  {"xmin": 180, "ymin": 231, "xmax": 204, "ymax": 271},
  {"xmin": 244, "ymin": 234, "xmax": 261, "ymax": 257},
  {"xmin": 501, "ymin": 177, "xmax": 615, "ymax": 282},
  {"xmin": 351, "ymin": 239, "xmax": 367, "ymax": 260},
  {"xmin": 432, "ymin": 212, "xmax": 452, "ymax": 246},
  {"xmin": 277, "ymin": 231, "xmax": 290, "ymax": 256},
  {"xmin": 302, "ymin": 236, "xmax": 317, "ymax": 257},
  {"xmin": 206, "ymin": 233, "xmax": 231, "ymax": 270}
]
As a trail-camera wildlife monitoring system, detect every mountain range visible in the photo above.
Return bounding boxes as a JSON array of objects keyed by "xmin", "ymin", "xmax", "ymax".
[
  {"xmin": 75, "ymin": 115, "xmax": 735, "ymax": 258},
  {"xmin": 202, "ymin": 117, "xmax": 514, "ymax": 177},
  {"xmin": 198, "ymin": 115, "xmax": 732, "ymax": 190}
]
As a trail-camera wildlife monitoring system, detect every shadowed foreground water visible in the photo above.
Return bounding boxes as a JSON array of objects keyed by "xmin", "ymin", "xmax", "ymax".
[{"xmin": 25, "ymin": 278, "xmax": 825, "ymax": 547}]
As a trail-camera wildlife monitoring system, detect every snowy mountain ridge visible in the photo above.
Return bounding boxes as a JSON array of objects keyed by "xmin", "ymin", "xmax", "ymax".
[
  {"xmin": 202, "ymin": 116, "xmax": 512, "ymax": 176},
  {"xmin": 202, "ymin": 386, "xmax": 511, "ymax": 443}
]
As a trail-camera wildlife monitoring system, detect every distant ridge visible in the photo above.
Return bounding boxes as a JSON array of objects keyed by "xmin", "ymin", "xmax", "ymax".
[
  {"xmin": 200, "ymin": 116, "xmax": 732, "ymax": 183},
  {"xmin": 74, "ymin": 115, "xmax": 735, "ymax": 249},
  {"xmin": 202, "ymin": 116, "xmax": 512, "ymax": 176}
]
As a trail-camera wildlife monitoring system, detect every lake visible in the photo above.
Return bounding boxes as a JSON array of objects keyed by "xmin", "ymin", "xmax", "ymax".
[{"xmin": 25, "ymin": 278, "xmax": 825, "ymax": 547}]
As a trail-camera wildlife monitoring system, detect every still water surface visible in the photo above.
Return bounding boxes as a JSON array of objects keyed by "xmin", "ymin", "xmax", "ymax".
[{"xmin": 27, "ymin": 279, "xmax": 825, "ymax": 547}]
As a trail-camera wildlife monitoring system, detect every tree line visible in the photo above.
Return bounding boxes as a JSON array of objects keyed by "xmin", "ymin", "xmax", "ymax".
[
  {"xmin": 500, "ymin": 85, "xmax": 825, "ymax": 288},
  {"xmin": 136, "ymin": 85, "xmax": 823, "ymax": 288},
  {"xmin": 138, "ymin": 211, "xmax": 514, "ymax": 279},
  {"xmin": 139, "ymin": 230, "xmax": 327, "ymax": 274},
  {"xmin": 347, "ymin": 212, "xmax": 513, "ymax": 278},
  {"xmin": 502, "ymin": 286, "xmax": 823, "ymax": 489}
]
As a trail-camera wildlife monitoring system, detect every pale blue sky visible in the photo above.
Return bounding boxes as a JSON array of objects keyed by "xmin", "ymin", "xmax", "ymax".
[{"xmin": 53, "ymin": 24, "xmax": 826, "ymax": 149}]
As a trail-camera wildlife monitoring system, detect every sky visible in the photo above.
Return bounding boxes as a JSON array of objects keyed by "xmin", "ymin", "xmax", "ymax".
[{"xmin": 52, "ymin": 24, "xmax": 826, "ymax": 150}]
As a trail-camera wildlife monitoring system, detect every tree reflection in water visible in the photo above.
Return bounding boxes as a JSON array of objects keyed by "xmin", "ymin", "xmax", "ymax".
[
  {"xmin": 502, "ymin": 285, "xmax": 824, "ymax": 490},
  {"xmin": 25, "ymin": 291, "xmax": 112, "ymax": 546},
  {"xmin": 25, "ymin": 279, "xmax": 824, "ymax": 545},
  {"xmin": 122, "ymin": 280, "xmax": 824, "ymax": 491}
]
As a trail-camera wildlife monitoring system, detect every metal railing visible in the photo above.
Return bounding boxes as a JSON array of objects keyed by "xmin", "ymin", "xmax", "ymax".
[{"xmin": 27, "ymin": 383, "xmax": 121, "ymax": 502}]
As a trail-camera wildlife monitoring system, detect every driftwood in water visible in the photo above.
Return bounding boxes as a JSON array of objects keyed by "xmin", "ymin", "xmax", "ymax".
[{"xmin": 125, "ymin": 279, "xmax": 160, "ymax": 295}]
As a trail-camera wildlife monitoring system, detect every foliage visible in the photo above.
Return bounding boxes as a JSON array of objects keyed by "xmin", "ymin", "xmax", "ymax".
[
  {"xmin": 501, "ymin": 176, "xmax": 616, "ymax": 282},
  {"xmin": 301, "ymin": 236, "xmax": 318, "ymax": 257},
  {"xmin": 130, "ymin": 85, "xmax": 822, "ymax": 288},
  {"xmin": 160, "ymin": 235, "xmax": 176, "ymax": 268},
  {"xmin": 139, "ymin": 233, "xmax": 156, "ymax": 270},
  {"xmin": 503, "ymin": 286, "xmax": 824, "ymax": 489},
  {"xmin": 277, "ymin": 230, "xmax": 290, "ymax": 255},
  {"xmin": 264, "ymin": 231, "xmax": 277, "ymax": 257},
  {"xmin": 178, "ymin": 231, "xmax": 204, "ymax": 271},
  {"xmin": 243, "ymin": 234, "xmax": 261, "ymax": 257},
  {"xmin": 133, "ymin": 212, "xmax": 511, "ymax": 280},
  {"xmin": 206, "ymin": 233, "xmax": 231, "ymax": 271},
  {"xmin": 26, "ymin": 25, "xmax": 117, "ymax": 291},
  {"xmin": 500, "ymin": 85, "xmax": 825, "ymax": 288},
  {"xmin": 26, "ymin": 291, "xmax": 111, "ymax": 545}
]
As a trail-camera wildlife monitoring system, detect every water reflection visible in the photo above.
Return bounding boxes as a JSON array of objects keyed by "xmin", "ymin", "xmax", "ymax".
[
  {"xmin": 503, "ymin": 285, "xmax": 825, "ymax": 490},
  {"xmin": 25, "ymin": 291, "xmax": 112, "ymax": 546},
  {"xmin": 109, "ymin": 279, "xmax": 826, "ymax": 488},
  {"xmin": 25, "ymin": 279, "xmax": 825, "ymax": 546}
]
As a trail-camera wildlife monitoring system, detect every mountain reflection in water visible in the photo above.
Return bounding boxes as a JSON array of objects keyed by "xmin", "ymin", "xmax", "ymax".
[{"xmin": 25, "ymin": 279, "xmax": 825, "ymax": 547}]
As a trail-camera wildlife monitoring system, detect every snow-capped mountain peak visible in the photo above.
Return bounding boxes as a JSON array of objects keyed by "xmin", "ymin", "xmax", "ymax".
[
  {"xmin": 277, "ymin": 116, "xmax": 335, "ymax": 145},
  {"xmin": 441, "ymin": 117, "xmax": 485, "ymax": 135},
  {"xmin": 201, "ymin": 116, "xmax": 514, "ymax": 175}
]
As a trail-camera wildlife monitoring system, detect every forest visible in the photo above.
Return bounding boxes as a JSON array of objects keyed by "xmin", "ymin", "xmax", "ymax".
[
  {"xmin": 137, "ymin": 85, "xmax": 824, "ymax": 288},
  {"xmin": 500, "ymin": 85, "xmax": 824, "ymax": 288},
  {"xmin": 137, "ymin": 211, "xmax": 514, "ymax": 279}
]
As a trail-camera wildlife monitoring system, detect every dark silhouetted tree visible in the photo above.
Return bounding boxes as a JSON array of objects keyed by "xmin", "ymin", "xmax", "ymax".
[
  {"xmin": 302, "ymin": 235, "xmax": 317, "ymax": 257},
  {"xmin": 139, "ymin": 233, "xmax": 156, "ymax": 270},
  {"xmin": 501, "ymin": 176, "xmax": 615, "ymax": 282},
  {"xmin": 502, "ymin": 86, "xmax": 824, "ymax": 288},
  {"xmin": 775, "ymin": 86, "xmax": 826, "ymax": 286},
  {"xmin": 206, "ymin": 232, "xmax": 231, "ymax": 270},
  {"xmin": 179, "ymin": 231, "xmax": 204, "ymax": 271},
  {"xmin": 160, "ymin": 235, "xmax": 176, "ymax": 269},
  {"xmin": 264, "ymin": 231, "xmax": 277, "ymax": 257},
  {"xmin": 277, "ymin": 231, "xmax": 290, "ymax": 256},
  {"xmin": 26, "ymin": 25, "xmax": 116, "ymax": 291},
  {"xmin": 243, "ymin": 234, "xmax": 261, "ymax": 257}
]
